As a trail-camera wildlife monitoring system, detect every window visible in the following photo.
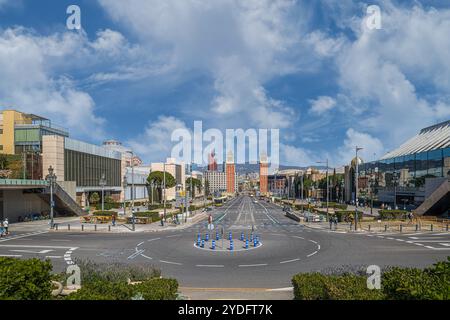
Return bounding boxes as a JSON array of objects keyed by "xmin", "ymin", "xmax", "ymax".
[
  {"xmin": 0, "ymin": 129, "xmax": 3, "ymax": 134},
  {"xmin": 0, "ymin": 145, "xmax": 3, "ymax": 151}
]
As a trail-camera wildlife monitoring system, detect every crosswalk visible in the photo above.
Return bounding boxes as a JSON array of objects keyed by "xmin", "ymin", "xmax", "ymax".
[
  {"xmin": 0, "ymin": 231, "xmax": 48, "ymax": 242},
  {"xmin": 365, "ymin": 231, "xmax": 450, "ymax": 250}
]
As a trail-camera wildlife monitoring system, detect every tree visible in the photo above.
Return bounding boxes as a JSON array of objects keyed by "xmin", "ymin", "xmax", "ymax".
[
  {"xmin": 90, "ymin": 192, "xmax": 100, "ymax": 205},
  {"xmin": 147, "ymin": 171, "xmax": 176, "ymax": 204},
  {"xmin": 186, "ymin": 177, "xmax": 202, "ymax": 198}
]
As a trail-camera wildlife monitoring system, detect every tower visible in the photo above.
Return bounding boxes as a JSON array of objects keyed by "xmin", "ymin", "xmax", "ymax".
[
  {"xmin": 207, "ymin": 149, "xmax": 218, "ymax": 171},
  {"xmin": 226, "ymin": 150, "xmax": 236, "ymax": 193},
  {"xmin": 259, "ymin": 153, "xmax": 268, "ymax": 194}
]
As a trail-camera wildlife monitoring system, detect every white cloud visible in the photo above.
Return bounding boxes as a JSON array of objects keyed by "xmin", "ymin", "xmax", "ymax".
[
  {"xmin": 97, "ymin": 0, "xmax": 309, "ymax": 129},
  {"xmin": 304, "ymin": 31, "xmax": 346, "ymax": 57},
  {"xmin": 309, "ymin": 96, "xmax": 337, "ymax": 115},
  {"xmin": 337, "ymin": 129, "xmax": 384, "ymax": 166},
  {"xmin": 280, "ymin": 143, "xmax": 314, "ymax": 167},
  {"xmin": 127, "ymin": 116, "xmax": 189, "ymax": 163}
]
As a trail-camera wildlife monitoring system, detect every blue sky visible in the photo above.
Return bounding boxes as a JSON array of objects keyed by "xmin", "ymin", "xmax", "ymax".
[{"xmin": 0, "ymin": 0, "xmax": 449, "ymax": 167}]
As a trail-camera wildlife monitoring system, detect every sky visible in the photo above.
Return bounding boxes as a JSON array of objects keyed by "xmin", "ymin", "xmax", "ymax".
[{"xmin": 0, "ymin": 0, "xmax": 449, "ymax": 168}]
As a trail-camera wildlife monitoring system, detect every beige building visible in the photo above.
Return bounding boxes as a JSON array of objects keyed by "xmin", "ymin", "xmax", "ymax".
[{"xmin": 150, "ymin": 158, "xmax": 186, "ymax": 201}]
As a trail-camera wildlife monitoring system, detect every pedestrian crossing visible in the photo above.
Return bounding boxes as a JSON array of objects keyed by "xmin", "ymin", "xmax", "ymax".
[
  {"xmin": 0, "ymin": 231, "xmax": 48, "ymax": 242},
  {"xmin": 365, "ymin": 231, "xmax": 450, "ymax": 250}
]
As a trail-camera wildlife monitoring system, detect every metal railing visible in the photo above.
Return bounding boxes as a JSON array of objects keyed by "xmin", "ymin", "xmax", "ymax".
[{"xmin": 0, "ymin": 179, "xmax": 48, "ymax": 186}]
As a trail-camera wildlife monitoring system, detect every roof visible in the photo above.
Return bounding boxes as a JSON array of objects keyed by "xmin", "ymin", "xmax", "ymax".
[{"xmin": 380, "ymin": 120, "xmax": 450, "ymax": 160}]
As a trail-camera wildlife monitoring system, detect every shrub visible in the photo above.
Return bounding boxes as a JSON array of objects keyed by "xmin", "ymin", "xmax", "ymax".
[
  {"xmin": 334, "ymin": 210, "xmax": 363, "ymax": 222},
  {"xmin": 66, "ymin": 279, "xmax": 134, "ymax": 300},
  {"xmin": 378, "ymin": 210, "xmax": 408, "ymax": 220},
  {"xmin": 382, "ymin": 258, "xmax": 450, "ymax": 300},
  {"xmin": 133, "ymin": 278, "xmax": 179, "ymax": 300},
  {"xmin": 0, "ymin": 258, "xmax": 52, "ymax": 300},
  {"xmin": 147, "ymin": 204, "xmax": 172, "ymax": 211},
  {"xmin": 292, "ymin": 272, "xmax": 384, "ymax": 300},
  {"xmin": 92, "ymin": 210, "xmax": 116, "ymax": 216}
]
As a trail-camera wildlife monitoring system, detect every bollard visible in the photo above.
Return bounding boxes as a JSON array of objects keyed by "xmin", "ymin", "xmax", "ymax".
[
  {"xmin": 198, "ymin": 233, "xmax": 201, "ymax": 240},
  {"xmin": 201, "ymin": 239, "xmax": 205, "ymax": 248},
  {"xmin": 68, "ymin": 224, "xmax": 70, "ymax": 231},
  {"xmin": 81, "ymin": 224, "xmax": 84, "ymax": 231},
  {"xmin": 250, "ymin": 233, "xmax": 253, "ymax": 241},
  {"xmin": 253, "ymin": 239, "xmax": 257, "ymax": 247},
  {"xmin": 368, "ymin": 225, "xmax": 371, "ymax": 232},
  {"xmin": 229, "ymin": 232, "xmax": 232, "ymax": 241},
  {"xmin": 256, "ymin": 236, "xmax": 260, "ymax": 244},
  {"xmin": 229, "ymin": 240, "xmax": 234, "ymax": 251},
  {"xmin": 95, "ymin": 224, "xmax": 97, "ymax": 231},
  {"xmin": 108, "ymin": 225, "xmax": 111, "ymax": 232},
  {"xmin": 384, "ymin": 225, "xmax": 387, "ymax": 232},
  {"xmin": 55, "ymin": 224, "xmax": 58, "ymax": 231},
  {"xmin": 197, "ymin": 238, "xmax": 201, "ymax": 247},
  {"xmin": 447, "ymin": 224, "xmax": 449, "ymax": 232},
  {"xmin": 205, "ymin": 233, "xmax": 209, "ymax": 241},
  {"xmin": 245, "ymin": 239, "xmax": 249, "ymax": 249},
  {"xmin": 431, "ymin": 224, "xmax": 433, "ymax": 232},
  {"xmin": 211, "ymin": 240, "xmax": 216, "ymax": 250},
  {"xmin": 416, "ymin": 224, "xmax": 419, "ymax": 232},
  {"xmin": 216, "ymin": 232, "xmax": 219, "ymax": 241},
  {"xmin": 400, "ymin": 225, "xmax": 403, "ymax": 232},
  {"xmin": 240, "ymin": 232, "xmax": 244, "ymax": 241}
]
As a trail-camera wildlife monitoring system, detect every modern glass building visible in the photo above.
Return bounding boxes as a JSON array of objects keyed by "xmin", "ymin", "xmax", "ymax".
[{"xmin": 356, "ymin": 120, "xmax": 450, "ymax": 211}]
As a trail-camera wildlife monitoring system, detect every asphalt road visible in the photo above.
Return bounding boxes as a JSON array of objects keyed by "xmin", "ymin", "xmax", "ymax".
[{"xmin": 1, "ymin": 195, "xmax": 449, "ymax": 299}]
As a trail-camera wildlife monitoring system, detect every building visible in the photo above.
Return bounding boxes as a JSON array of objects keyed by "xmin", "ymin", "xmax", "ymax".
[
  {"xmin": 207, "ymin": 150, "xmax": 218, "ymax": 171},
  {"xmin": 149, "ymin": 158, "xmax": 185, "ymax": 201},
  {"xmin": 352, "ymin": 120, "xmax": 450, "ymax": 215},
  {"xmin": 259, "ymin": 154, "xmax": 268, "ymax": 194},
  {"xmin": 226, "ymin": 151, "xmax": 236, "ymax": 193}
]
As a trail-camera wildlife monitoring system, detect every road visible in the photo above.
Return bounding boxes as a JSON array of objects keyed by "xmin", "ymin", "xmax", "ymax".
[{"xmin": 1, "ymin": 195, "xmax": 449, "ymax": 299}]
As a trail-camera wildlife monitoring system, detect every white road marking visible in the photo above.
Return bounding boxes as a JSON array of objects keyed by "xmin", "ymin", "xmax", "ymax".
[
  {"xmin": 147, "ymin": 238, "xmax": 161, "ymax": 242},
  {"xmin": 307, "ymin": 251, "xmax": 318, "ymax": 257},
  {"xmin": 10, "ymin": 249, "xmax": 53, "ymax": 254},
  {"xmin": 0, "ymin": 231, "xmax": 48, "ymax": 242},
  {"xmin": 0, "ymin": 244, "xmax": 77, "ymax": 249},
  {"xmin": 280, "ymin": 258, "xmax": 300, "ymax": 264},
  {"xmin": 196, "ymin": 264, "xmax": 224, "ymax": 268},
  {"xmin": 409, "ymin": 240, "xmax": 450, "ymax": 243},
  {"xmin": 267, "ymin": 287, "xmax": 293, "ymax": 292},
  {"xmin": 238, "ymin": 263, "xmax": 268, "ymax": 267},
  {"xmin": 137, "ymin": 241, "xmax": 144, "ymax": 246},
  {"xmin": 0, "ymin": 254, "xmax": 22, "ymax": 257},
  {"xmin": 141, "ymin": 253, "xmax": 152, "ymax": 260},
  {"xmin": 45, "ymin": 256, "xmax": 62, "ymax": 259},
  {"xmin": 159, "ymin": 260, "xmax": 182, "ymax": 265},
  {"xmin": 127, "ymin": 249, "xmax": 145, "ymax": 260}
]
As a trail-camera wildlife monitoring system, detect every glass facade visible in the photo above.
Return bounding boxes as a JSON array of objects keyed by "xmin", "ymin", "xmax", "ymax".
[
  {"xmin": 64, "ymin": 149, "xmax": 121, "ymax": 187},
  {"xmin": 360, "ymin": 148, "xmax": 449, "ymax": 188}
]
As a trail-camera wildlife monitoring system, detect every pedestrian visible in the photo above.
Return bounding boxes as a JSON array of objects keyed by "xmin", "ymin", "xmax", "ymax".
[
  {"xmin": 111, "ymin": 213, "xmax": 116, "ymax": 227},
  {"xmin": 333, "ymin": 215, "xmax": 338, "ymax": 229},
  {"xmin": 3, "ymin": 218, "xmax": 8, "ymax": 235},
  {"xmin": 0, "ymin": 222, "xmax": 4, "ymax": 238},
  {"xmin": 329, "ymin": 216, "xmax": 333, "ymax": 230},
  {"xmin": 348, "ymin": 213, "xmax": 354, "ymax": 229}
]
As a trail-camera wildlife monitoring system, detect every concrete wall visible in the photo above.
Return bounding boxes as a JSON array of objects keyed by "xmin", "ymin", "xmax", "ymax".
[
  {"xmin": 58, "ymin": 180, "xmax": 77, "ymax": 201},
  {"xmin": 2, "ymin": 189, "xmax": 47, "ymax": 222},
  {"xmin": 42, "ymin": 135, "xmax": 65, "ymax": 179}
]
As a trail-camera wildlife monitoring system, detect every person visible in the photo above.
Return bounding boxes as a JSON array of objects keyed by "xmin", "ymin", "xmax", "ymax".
[
  {"xmin": 329, "ymin": 216, "xmax": 333, "ymax": 230},
  {"xmin": 408, "ymin": 212, "xmax": 413, "ymax": 223},
  {"xmin": 3, "ymin": 218, "xmax": 8, "ymax": 235},
  {"xmin": 0, "ymin": 222, "xmax": 4, "ymax": 238},
  {"xmin": 111, "ymin": 214, "xmax": 116, "ymax": 227},
  {"xmin": 333, "ymin": 215, "xmax": 338, "ymax": 229},
  {"xmin": 348, "ymin": 213, "xmax": 354, "ymax": 229}
]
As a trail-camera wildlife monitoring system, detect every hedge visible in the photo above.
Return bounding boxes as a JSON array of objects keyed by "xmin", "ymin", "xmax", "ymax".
[
  {"xmin": 147, "ymin": 204, "xmax": 172, "ymax": 211},
  {"xmin": 292, "ymin": 257, "xmax": 450, "ymax": 300},
  {"xmin": 292, "ymin": 273, "xmax": 384, "ymax": 300},
  {"xmin": 133, "ymin": 278, "xmax": 179, "ymax": 300},
  {"xmin": 0, "ymin": 258, "xmax": 52, "ymax": 300},
  {"xmin": 378, "ymin": 210, "xmax": 408, "ymax": 220},
  {"xmin": 92, "ymin": 211, "xmax": 116, "ymax": 216}
]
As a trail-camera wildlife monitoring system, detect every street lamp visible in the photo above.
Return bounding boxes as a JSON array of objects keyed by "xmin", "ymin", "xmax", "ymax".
[
  {"xmin": 392, "ymin": 171, "xmax": 399, "ymax": 210},
  {"xmin": 355, "ymin": 146, "xmax": 363, "ymax": 231},
  {"xmin": 317, "ymin": 159, "xmax": 329, "ymax": 222},
  {"xmin": 122, "ymin": 175, "xmax": 127, "ymax": 216},
  {"xmin": 45, "ymin": 166, "xmax": 57, "ymax": 229},
  {"xmin": 99, "ymin": 173, "xmax": 106, "ymax": 212}
]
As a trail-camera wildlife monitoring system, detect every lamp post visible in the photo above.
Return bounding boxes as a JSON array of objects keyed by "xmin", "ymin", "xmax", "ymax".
[
  {"xmin": 99, "ymin": 173, "xmax": 106, "ymax": 212},
  {"xmin": 163, "ymin": 163, "xmax": 167, "ymax": 223},
  {"xmin": 355, "ymin": 146, "xmax": 363, "ymax": 231},
  {"xmin": 393, "ymin": 171, "xmax": 399, "ymax": 210},
  {"xmin": 122, "ymin": 175, "xmax": 127, "ymax": 216},
  {"xmin": 369, "ymin": 175, "xmax": 375, "ymax": 216},
  {"xmin": 317, "ymin": 159, "xmax": 329, "ymax": 222},
  {"xmin": 45, "ymin": 166, "xmax": 57, "ymax": 229}
]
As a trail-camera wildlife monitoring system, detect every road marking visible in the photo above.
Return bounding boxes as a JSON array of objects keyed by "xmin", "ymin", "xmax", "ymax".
[
  {"xmin": 0, "ymin": 231, "xmax": 48, "ymax": 242},
  {"xmin": 307, "ymin": 251, "xmax": 318, "ymax": 257},
  {"xmin": 0, "ymin": 244, "xmax": 77, "ymax": 249},
  {"xmin": 166, "ymin": 234, "xmax": 181, "ymax": 238},
  {"xmin": 280, "ymin": 258, "xmax": 300, "ymax": 264},
  {"xmin": 395, "ymin": 239, "xmax": 405, "ymax": 242},
  {"xmin": 45, "ymin": 256, "xmax": 62, "ymax": 259},
  {"xmin": 267, "ymin": 287, "xmax": 293, "ymax": 292},
  {"xmin": 0, "ymin": 254, "xmax": 22, "ymax": 257},
  {"xmin": 147, "ymin": 238, "xmax": 161, "ymax": 242},
  {"xmin": 10, "ymin": 249, "xmax": 54, "ymax": 254},
  {"xmin": 292, "ymin": 235, "xmax": 305, "ymax": 240},
  {"xmin": 159, "ymin": 260, "xmax": 182, "ymax": 265},
  {"xmin": 196, "ymin": 264, "xmax": 224, "ymax": 268},
  {"xmin": 409, "ymin": 240, "xmax": 450, "ymax": 243},
  {"xmin": 127, "ymin": 249, "xmax": 145, "ymax": 260},
  {"xmin": 238, "ymin": 263, "xmax": 268, "ymax": 267},
  {"xmin": 141, "ymin": 253, "xmax": 152, "ymax": 260},
  {"xmin": 137, "ymin": 241, "xmax": 144, "ymax": 246}
]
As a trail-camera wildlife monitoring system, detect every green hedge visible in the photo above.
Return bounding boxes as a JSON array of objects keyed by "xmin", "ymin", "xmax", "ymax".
[
  {"xmin": 0, "ymin": 258, "xmax": 52, "ymax": 300},
  {"xmin": 147, "ymin": 204, "xmax": 172, "ymax": 211},
  {"xmin": 292, "ymin": 273, "xmax": 384, "ymax": 300},
  {"xmin": 334, "ymin": 210, "xmax": 363, "ymax": 222},
  {"xmin": 378, "ymin": 210, "xmax": 408, "ymax": 220},
  {"xmin": 292, "ymin": 257, "xmax": 450, "ymax": 300},
  {"xmin": 92, "ymin": 211, "xmax": 116, "ymax": 216},
  {"xmin": 133, "ymin": 278, "xmax": 179, "ymax": 300}
]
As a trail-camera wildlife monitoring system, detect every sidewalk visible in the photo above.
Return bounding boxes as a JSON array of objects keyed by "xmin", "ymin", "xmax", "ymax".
[{"xmin": 8, "ymin": 211, "xmax": 209, "ymax": 234}]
